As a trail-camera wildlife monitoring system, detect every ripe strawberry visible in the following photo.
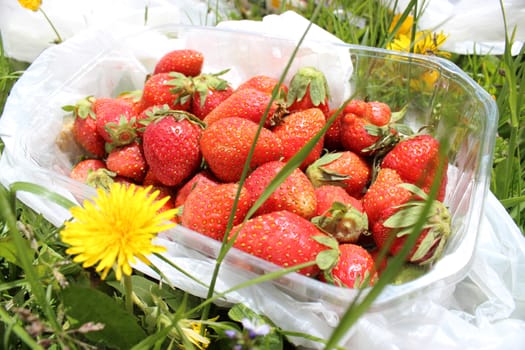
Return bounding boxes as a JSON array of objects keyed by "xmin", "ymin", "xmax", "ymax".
[
  {"xmin": 153, "ymin": 49, "xmax": 204, "ymax": 76},
  {"xmin": 142, "ymin": 111, "xmax": 204, "ymax": 187},
  {"xmin": 69, "ymin": 159, "xmax": 115, "ymax": 189},
  {"xmin": 368, "ymin": 101, "xmax": 391, "ymax": 126},
  {"xmin": 202, "ymin": 88, "xmax": 284, "ymax": 128},
  {"xmin": 323, "ymin": 100, "xmax": 372, "ymax": 151},
  {"xmin": 167, "ymin": 71, "xmax": 234, "ymax": 120},
  {"xmin": 200, "ymin": 117, "xmax": 283, "ymax": 183},
  {"xmin": 69, "ymin": 159, "xmax": 107, "ymax": 182},
  {"xmin": 272, "ymin": 107, "xmax": 326, "ymax": 170},
  {"xmin": 117, "ymin": 90, "xmax": 146, "ymax": 115},
  {"xmin": 286, "ymin": 66, "xmax": 330, "ymax": 117},
  {"xmin": 63, "ymin": 96, "xmax": 106, "ymax": 158},
  {"xmin": 339, "ymin": 101, "xmax": 397, "ymax": 157},
  {"xmin": 93, "ymin": 97, "xmax": 137, "ymax": 147},
  {"xmin": 105, "ymin": 142, "xmax": 148, "ymax": 182},
  {"xmin": 191, "ymin": 83, "xmax": 234, "ymax": 120},
  {"xmin": 231, "ymin": 210, "xmax": 330, "ymax": 276},
  {"xmin": 181, "ymin": 182, "xmax": 252, "ymax": 241},
  {"xmin": 306, "ymin": 151, "xmax": 372, "ymax": 198},
  {"xmin": 311, "ymin": 185, "xmax": 368, "ymax": 243},
  {"xmin": 362, "ymin": 168, "xmax": 411, "ymax": 225},
  {"xmin": 323, "ymin": 243, "xmax": 378, "ymax": 288},
  {"xmin": 174, "ymin": 171, "xmax": 218, "ymax": 208},
  {"xmin": 236, "ymin": 75, "xmax": 288, "ymax": 96},
  {"xmin": 324, "ymin": 108, "xmax": 344, "ymax": 151},
  {"xmin": 141, "ymin": 72, "xmax": 192, "ymax": 111},
  {"xmin": 381, "ymin": 134, "xmax": 448, "ymax": 201},
  {"xmin": 244, "ymin": 160, "xmax": 317, "ymax": 219},
  {"xmin": 370, "ymin": 183, "xmax": 451, "ymax": 265}
]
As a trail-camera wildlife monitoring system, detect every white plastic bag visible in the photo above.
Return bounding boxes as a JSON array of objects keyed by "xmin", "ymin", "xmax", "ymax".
[
  {"xmin": 386, "ymin": 0, "xmax": 525, "ymax": 55},
  {"xmin": 0, "ymin": 0, "xmax": 235, "ymax": 62}
]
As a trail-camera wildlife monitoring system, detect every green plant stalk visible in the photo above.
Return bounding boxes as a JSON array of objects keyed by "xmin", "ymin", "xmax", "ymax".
[
  {"xmin": 0, "ymin": 305, "xmax": 44, "ymax": 350},
  {"xmin": 0, "ymin": 185, "xmax": 63, "ymax": 342},
  {"xmin": 39, "ymin": 8, "xmax": 63, "ymax": 44},
  {"xmin": 496, "ymin": 0, "xmax": 524, "ymax": 225},
  {"xmin": 124, "ymin": 274, "xmax": 134, "ymax": 314},
  {"xmin": 200, "ymin": 0, "xmax": 328, "ymax": 324}
]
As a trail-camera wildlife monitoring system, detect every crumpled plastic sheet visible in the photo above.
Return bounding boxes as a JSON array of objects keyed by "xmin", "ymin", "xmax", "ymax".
[
  {"xmin": 1, "ymin": 2, "xmax": 525, "ymax": 349},
  {"xmin": 384, "ymin": 0, "xmax": 525, "ymax": 55}
]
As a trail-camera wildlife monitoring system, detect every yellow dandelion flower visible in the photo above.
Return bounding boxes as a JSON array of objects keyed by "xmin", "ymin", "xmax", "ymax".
[
  {"xmin": 387, "ymin": 30, "xmax": 451, "ymax": 58},
  {"xmin": 410, "ymin": 69, "xmax": 440, "ymax": 92},
  {"xmin": 389, "ymin": 13, "xmax": 414, "ymax": 37},
  {"xmin": 180, "ymin": 320, "xmax": 211, "ymax": 350},
  {"xmin": 18, "ymin": 0, "xmax": 42, "ymax": 11},
  {"xmin": 60, "ymin": 183, "xmax": 177, "ymax": 280}
]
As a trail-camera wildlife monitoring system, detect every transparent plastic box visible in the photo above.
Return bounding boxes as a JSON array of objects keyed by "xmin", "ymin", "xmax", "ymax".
[{"xmin": 0, "ymin": 22, "xmax": 497, "ymax": 318}]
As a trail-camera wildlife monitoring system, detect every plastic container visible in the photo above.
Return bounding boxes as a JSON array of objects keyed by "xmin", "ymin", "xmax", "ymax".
[{"xmin": 0, "ymin": 22, "xmax": 497, "ymax": 319}]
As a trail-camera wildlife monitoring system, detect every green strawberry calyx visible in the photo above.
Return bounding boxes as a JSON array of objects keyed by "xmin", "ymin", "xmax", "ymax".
[
  {"xmin": 383, "ymin": 183, "xmax": 452, "ymax": 265},
  {"xmin": 313, "ymin": 235, "xmax": 340, "ymax": 272},
  {"xmin": 167, "ymin": 69, "xmax": 231, "ymax": 108},
  {"xmin": 62, "ymin": 95, "xmax": 96, "ymax": 120},
  {"xmin": 138, "ymin": 105, "xmax": 206, "ymax": 129},
  {"xmin": 306, "ymin": 152, "xmax": 349, "ymax": 188},
  {"xmin": 286, "ymin": 66, "xmax": 330, "ymax": 107},
  {"xmin": 312, "ymin": 201, "xmax": 369, "ymax": 243},
  {"xmin": 105, "ymin": 115, "xmax": 138, "ymax": 150}
]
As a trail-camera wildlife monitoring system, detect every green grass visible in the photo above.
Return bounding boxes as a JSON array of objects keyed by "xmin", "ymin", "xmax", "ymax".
[{"xmin": 0, "ymin": 0, "xmax": 524, "ymax": 349}]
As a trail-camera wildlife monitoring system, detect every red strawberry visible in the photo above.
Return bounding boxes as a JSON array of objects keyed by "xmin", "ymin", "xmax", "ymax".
[
  {"xmin": 174, "ymin": 171, "xmax": 218, "ymax": 208},
  {"xmin": 244, "ymin": 160, "xmax": 317, "ymax": 219},
  {"xmin": 370, "ymin": 183, "xmax": 451, "ymax": 265},
  {"xmin": 306, "ymin": 151, "xmax": 372, "ymax": 198},
  {"xmin": 286, "ymin": 66, "xmax": 330, "ymax": 117},
  {"xmin": 324, "ymin": 108, "xmax": 344, "ymax": 151},
  {"xmin": 272, "ymin": 107, "xmax": 326, "ymax": 170},
  {"xmin": 340, "ymin": 101, "xmax": 397, "ymax": 157},
  {"xmin": 69, "ymin": 159, "xmax": 107, "ymax": 182},
  {"xmin": 368, "ymin": 101, "xmax": 391, "ymax": 126},
  {"xmin": 181, "ymin": 182, "xmax": 252, "ymax": 241},
  {"xmin": 342, "ymin": 99, "xmax": 373, "ymax": 119},
  {"xmin": 69, "ymin": 159, "xmax": 115, "ymax": 189},
  {"xmin": 153, "ymin": 49, "xmax": 204, "ymax": 76},
  {"xmin": 117, "ymin": 90, "xmax": 146, "ymax": 115},
  {"xmin": 105, "ymin": 142, "xmax": 147, "ymax": 182},
  {"xmin": 63, "ymin": 96, "xmax": 106, "ymax": 158},
  {"xmin": 200, "ymin": 117, "xmax": 283, "ymax": 183},
  {"xmin": 381, "ymin": 134, "xmax": 448, "ymax": 201},
  {"xmin": 323, "ymin": 100, "xmax": 372, "ymax": 151},
  {"xmin": 142, "ymin": 111, "xmax": 204, "ymax": 187},
  {"xmin": 362, "ymin": 168, "xmax": 411, "ymax": 224},
  {"xmin": 173, "ymin": 71, "xmax": 235, "ymax": 120},
  {"xmin": 93, "ymin": 97, "xmax": 137, "ymax": 147},
  {"xmin": 323, "ymin": 243, "xmax": 378, "ymax": 288},
  {"xmin": 191, "ymin": 83, "xmax": 234, "ymax": 120},
  {"xmin": 141, "ymin": 72, "xmax": 192, "ymax": 111},
  {"xmin": 311, "ymin": 185, "xmax": 368, "ymax": 243},
  {"xmin": 231, "ymin": 210, "xmax": 330, "ymax": 276},
  {"xmin": 236, "ymin": 75, "xmax": 288, "ymax": 96},
  {"xmin": 202, "ymin": 88, "xmax": 284, "ymax": 128}
]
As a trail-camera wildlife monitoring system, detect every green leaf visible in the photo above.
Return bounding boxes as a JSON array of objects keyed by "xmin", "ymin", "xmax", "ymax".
[
  {"xmin": 10, "ymin": 182, "xmax": 77, "ymax": 210},
  {"xmin": 62, "ymin": 286, "xmax": 146, "ymax": 349},
  {"xmin": 312, "ymin": 235, "xmax": 339, "ymax": 250},
  {"xmin": 316, "ymin": 249, "xmax": 340, "ymax": 270},
  {"xmin": 0, "ymin": 236, "xmax": 34, "ymax": 267}
]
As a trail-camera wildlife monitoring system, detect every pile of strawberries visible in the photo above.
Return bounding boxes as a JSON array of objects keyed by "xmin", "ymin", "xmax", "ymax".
[{"xmin": 63, "ymin": 48, "xmax": 451, "ymax": 289}]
